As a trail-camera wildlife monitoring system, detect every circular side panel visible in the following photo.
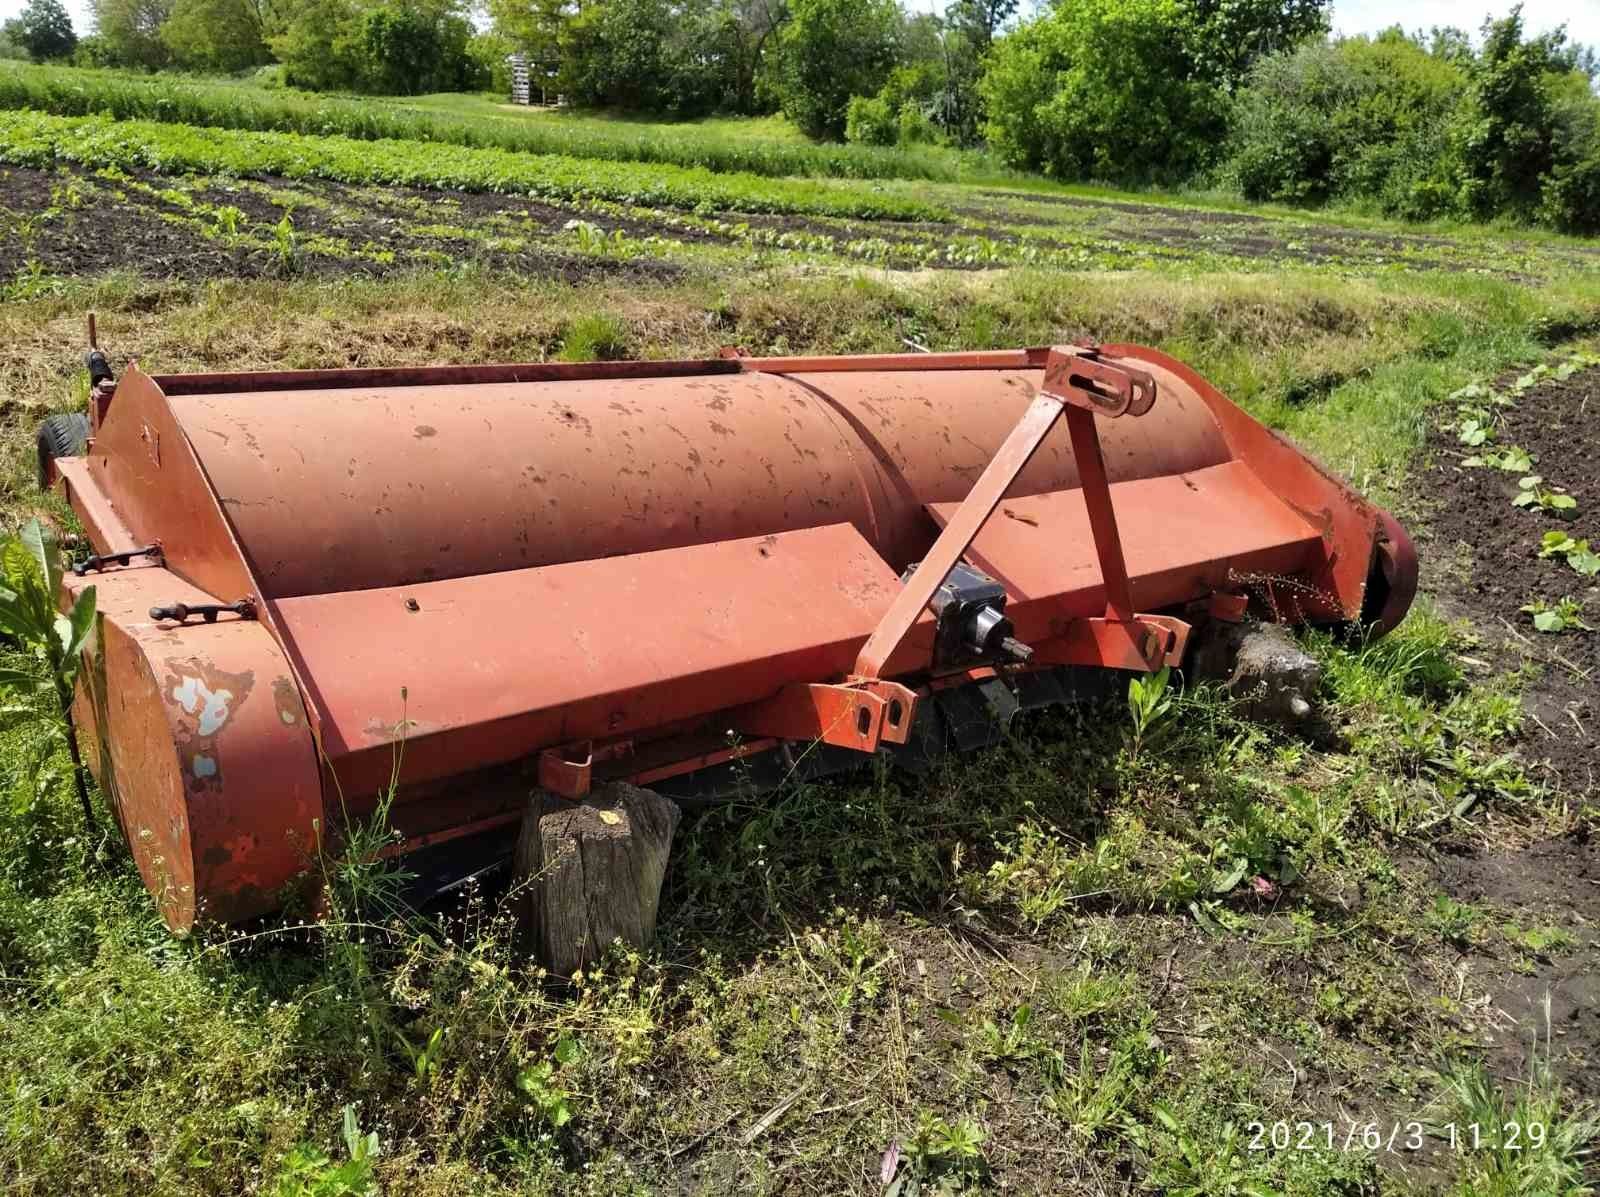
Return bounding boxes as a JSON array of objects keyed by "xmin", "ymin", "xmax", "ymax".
[{"xmin": 98, "ymin": 618, "xmax": 322, "ymax": 929}]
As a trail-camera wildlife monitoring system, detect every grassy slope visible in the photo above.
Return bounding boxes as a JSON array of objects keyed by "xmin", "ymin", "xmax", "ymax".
[{"xmin": 0, "ymin": 116, "xmax": 1598, "ymax": 1196}]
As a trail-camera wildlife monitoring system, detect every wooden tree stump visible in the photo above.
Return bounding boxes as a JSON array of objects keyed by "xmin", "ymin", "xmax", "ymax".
[{"xmin": 514, "ymin": 782, "xmax": 681, "ymax": 978}]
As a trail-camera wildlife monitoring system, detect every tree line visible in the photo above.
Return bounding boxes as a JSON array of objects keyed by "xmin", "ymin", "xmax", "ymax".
[{"xmin": 2, "ymin": 0, "xmax": 1596, "ymax": 231}]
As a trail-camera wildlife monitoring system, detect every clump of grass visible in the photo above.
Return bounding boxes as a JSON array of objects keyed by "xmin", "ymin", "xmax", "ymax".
[
  {"xmin": 1435, "ymin": 1004, "xmax": 1599, "ymax": 1197},
  {"xmin": 557, "ymin": 313, "xmax": 630, "ymax": 361}
]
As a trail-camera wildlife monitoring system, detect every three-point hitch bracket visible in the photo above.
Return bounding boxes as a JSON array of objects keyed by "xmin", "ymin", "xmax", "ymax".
[{"xmin": 733, "ymin": 344, "xmax": 1189, "ymax": 759}]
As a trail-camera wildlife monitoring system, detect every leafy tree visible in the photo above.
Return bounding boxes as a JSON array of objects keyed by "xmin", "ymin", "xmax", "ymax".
[
  {"xmin": 722, "ymin": 0, "xmax": 788, "ymax": 114},
  {"xmin": 466, "ymin": 28, "xmax": 518, "ymax": 96},
  {"xmin": 946, "ymin": 0, "xmax": 1012, "ymax": 50},
  {"xmin": 6, "ymin": 0, "xmax": 77, "ymax": 61},
  {"xmin": 268, "ymin": 0, "xmax": 363, "ymax": 89},
  {"xmin": 269, "ymin": 0, "xmax": 478, "ymax": 95},
  {"xmin": 934, "ymin": 0, "xmax": 1015, "ymax": 142},
  {"xmin": 1457, "ymin": 7, "xmax": 1571, "ymax": 220},
  {"xmin": 1182, "ymin": 0, "xmax": 1329, "ymax": 88},
  {"xmin": 358, "ymin": 3, "xmax": 477, "ymax": 94},
  {"xmin": 561, "ymin": 0, "xmax": 737, "ymax": 115},
  {"xmin": 486, "ymin": 0, "xmax": 570, "ymax": 79},
  {"xmin": 88, "ymin": 0, "xmax": 172, "ymax": 67},
  {"xmin": 774, "ymin": 0, "xmax": 901, "ymax": 139},
  {"xmin": 979, "ymin": 0, "xmax": 1229, "ymax": 182},
  {"xmin": 161, "ymin": 0, "xmax": 269, "ymax": 71}
]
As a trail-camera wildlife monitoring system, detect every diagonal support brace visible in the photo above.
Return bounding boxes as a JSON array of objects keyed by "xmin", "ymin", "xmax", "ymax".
[{"xmin": 852, "ymin": 345, "xmax": 1157, "ymax": 680}]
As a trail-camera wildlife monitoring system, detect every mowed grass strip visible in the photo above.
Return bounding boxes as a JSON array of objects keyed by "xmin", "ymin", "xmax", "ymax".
[
  {"xmin": 0, "ymin": 108, "xmax": 948, "ymax": 222},
  {"xmin": 0, "ymin": 62, "xmax": 980, "ymax": 184}
]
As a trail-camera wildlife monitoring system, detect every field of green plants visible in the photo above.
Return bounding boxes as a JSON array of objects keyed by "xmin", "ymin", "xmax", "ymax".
[
  {"xmin": 0, "ymin": 62, "xmax": 983, "ymax": 182},
  {"xmin": 1, "ymin": 69, "xmax": 1599, "ymax": 1197}
]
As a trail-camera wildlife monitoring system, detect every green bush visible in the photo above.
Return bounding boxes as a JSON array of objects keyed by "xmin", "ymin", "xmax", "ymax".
[
  {"xmin": 845, "ymin": 63, "xmax": 945, "ymax": 147},
  {"xmin": 1540, "ymin": 140, "xmax": 1600, "ymax": 235},
  {"xmin": 844, "ymin": 93, "xmax": 896, "ymax": 146},
  {"xmin": 1223, "ymin": 15, "xmax": 1600, "ymax": 232},
  {"xmin": 1224, "ymin": 32, "xmax": 1463, "ymax": 212},
  {"xmin": 897, "ymin": 102, "xmax": 937, "ymax": 145},
  {"xmin": 979, "ymin": 0, "xmax": 1228, "ymax": 184}
]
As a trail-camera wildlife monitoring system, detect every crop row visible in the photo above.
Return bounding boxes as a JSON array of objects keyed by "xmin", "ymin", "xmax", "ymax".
[
  {"xmin": 0, "ymin": 63, "xmax": 977, "ymax": 185},
  {"xmin": 0, "ymin": 109, "xmax": 948, "ymax": 223}
]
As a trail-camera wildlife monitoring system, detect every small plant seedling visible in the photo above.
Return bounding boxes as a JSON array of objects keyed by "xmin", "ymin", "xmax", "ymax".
[
  {"xmin": 1427, "ymin": 894, "xmax": 1483, "ymax": 947},
  {"xmin": 975, "ymin": 1004, "xmax": 1033, "ymax": 1064},
  {"xmin": 1509, "ymin": 365, "xmax": 1550, "ymax": 394},
  {"xmin": 1538, "ymin": 532, "xmax": 1600, "ymax": 576},
  {"xmin": 1520, "ymin": 597, "xmax": 1591, "ymax": 634},
  {"xmin": 1504, "ymin": 922, "xmax": 1577, "ymax": 958},
  {"xmin": 1461, "ymin": 444, "xmax": 1532, "ymax": 471},
  {"xmin": 1455, "ymin": 415, "xmax": 1492, "ymax": 446},
  {"xmin": 1512, "ymin": 476, "xmax": 1577, "ymax": 516},
  {"xmin": 516, "ymin": 1036, "xmax": 580, "ymax": 1129},
  {"xmin": 211, "ymin": 204, "xmax": 244, "ymax": 240},
  {"xmin": 1126, "ymin": 665, "xmax": 1174, "ymax": 761},
  {"xmin": 402, "ymin": 1026, "xmax": 445, "ymax": 1085},
  {"xmin": 270, "ymin": 1105, "xmax": 380, "ymax": 1197},
  {"xmin": 884, "ymin": 1112, "xmax": 987, "ymax": 1196},
  {"xmin": 270, "ymin": 214, "xmax": 300, "ymax": 272}
]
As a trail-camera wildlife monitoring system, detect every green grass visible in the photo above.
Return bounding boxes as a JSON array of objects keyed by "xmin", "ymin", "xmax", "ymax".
[{"xmin": 0, "ymin": 62, "xmax": 988, "ymax": 183}]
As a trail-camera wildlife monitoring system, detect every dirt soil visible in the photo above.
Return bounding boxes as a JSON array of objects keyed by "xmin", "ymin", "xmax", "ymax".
[
  {"xmin": 1410, "ymin": 365, "xmax": 1600, "ymax": 1114},
  {"xmin": 1422, "ymin": 366, "xmax": 1600, "ymax": 794},
  {"xmin": 0, "ymin": 165, "xmax": 683, "ymax": 286},
  {"xmin": 6, "ymin": 163, "xmax": 1590, "ymax": 286},
  {"xmin": 1430, "ymin": 831, "xmax": 1600, "ymax": 1097}
]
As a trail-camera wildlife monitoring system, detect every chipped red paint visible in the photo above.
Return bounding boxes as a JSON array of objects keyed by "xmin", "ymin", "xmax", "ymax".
[{"xmin": 50, "ymin": 344, "xmax": 1417, "ymax": 924}]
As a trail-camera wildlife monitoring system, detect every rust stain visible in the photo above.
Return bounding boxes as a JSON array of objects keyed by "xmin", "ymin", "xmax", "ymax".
[{"xmin": 272, "ymin": 676, "xmax": 302, "ymax": 727}]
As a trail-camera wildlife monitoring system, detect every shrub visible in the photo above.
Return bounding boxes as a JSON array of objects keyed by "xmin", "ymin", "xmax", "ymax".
[
  {"xmin": 1223, "ymin": 14, "xmax": 1600, "ymax": 231},
  {"xmin": 897, "ymin": 102, "xmax": 937, "ymax": 145},
  {"xmin": 1540, "ymin": 142, "xmax": 1600, "ymax": 236},
  {"xmin": 844, "ymin": 94, "xmax": 896, "ymax": 146},
  {"xmin": 1224, "ymin": 32, "xmax": 1464, "ymax": 211}
]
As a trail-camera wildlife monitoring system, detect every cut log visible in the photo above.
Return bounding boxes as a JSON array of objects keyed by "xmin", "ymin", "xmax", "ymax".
[{"xmin": 514, "ymin": 781, "xmax": 681, "ymax": 978}]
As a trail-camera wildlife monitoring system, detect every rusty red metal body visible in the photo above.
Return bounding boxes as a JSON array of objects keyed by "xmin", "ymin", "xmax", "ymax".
[{"xmin": 50, "ymin": 343, "xmax": 1417, "ymax": 928}]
